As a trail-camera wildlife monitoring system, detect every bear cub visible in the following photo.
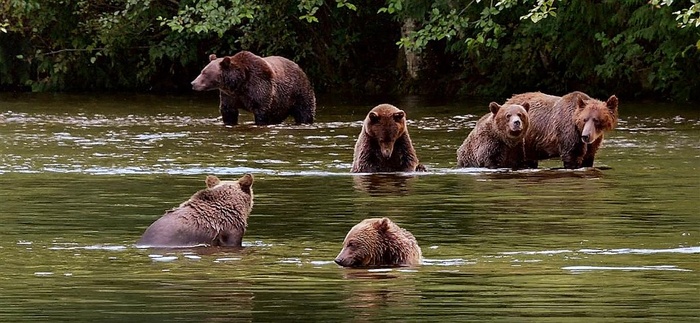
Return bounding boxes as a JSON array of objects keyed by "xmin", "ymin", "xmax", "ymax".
[
  {"xmin": 136, "ymin": 174, "xmax": 254, "ymax": 248},
  {"xmin": 351, "ymin": 104, "xmax": 424, "ymax": 173},
  {"xmin": 335, "ymin": 217, "xmax": 422, "ymax": 268},
  {"xmin": 457, "ymin": 102, "xmax": 530, "ymax": 169},
  {"xmin": 191, "ymin": 51, "xmax": 316, "ymax": 126}
]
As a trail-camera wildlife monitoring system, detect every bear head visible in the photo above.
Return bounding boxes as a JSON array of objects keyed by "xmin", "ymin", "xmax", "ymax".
[
  {"xmin": 190, "ymin": 173, "xmax": 255, "ymax": 214},
  {"xmin": 191, "ymin": 52, "xmax": 260, "ymax": 93},
  {"xmin": 363, "ymin": 104, "xmax": 407, "ymax": 158},
  {"xmin": 574, "ymin": 95, "xmax": 619, "ymax": 144},
  {"xmin": 490, "ymin": 102, "xmax": 530, "ymax": 140},
  {"xmin": 334, "ymin": 217, "xmax": 421, "ymax": 268}
]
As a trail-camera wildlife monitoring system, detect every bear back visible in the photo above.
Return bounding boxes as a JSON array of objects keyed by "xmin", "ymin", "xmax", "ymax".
[{"xmin": 136, "ymin": 174, "xmax": 254, "ymax": 248}]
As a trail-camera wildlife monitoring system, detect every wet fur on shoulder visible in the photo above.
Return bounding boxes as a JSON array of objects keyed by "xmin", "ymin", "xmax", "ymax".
[
  {"xmin": 334, "ymin": 217, "xmax": 422, "ymax": 268},
  {"xmin": 505, "ymin": 91, "xmax": 618, "ymax": 169},
  {"xmin": 136, "ymin": 174, "xmax": 254, "ymax": 248},
  {"xmin": 351, "ymin": 104, "xmax": 424, "ymax": 173}
]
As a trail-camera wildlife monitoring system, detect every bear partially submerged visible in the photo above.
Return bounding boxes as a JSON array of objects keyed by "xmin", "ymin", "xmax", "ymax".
[
  {"xmin": 335, "ymin": 217, "xmax": 422, "ymax": 268},
  {"xmin": 457, "ymin": 101, "xmax": 530, "ymax": 169},
  {"xmin": 351, "ymin": 104, "xmax": 424, "ymax": 173},
  {"xmin": 136, "ymin": 174, "xmax": 254, "ymax": 248},
  {"xmin": 505, "ymin": 91, "xmax": 618, "ymax": 169},
  {"xmin": 191, "ymin": 51, "xmax": 316, "ymax": 126}
]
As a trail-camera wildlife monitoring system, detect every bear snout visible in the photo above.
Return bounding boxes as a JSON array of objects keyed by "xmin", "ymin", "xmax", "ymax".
[
  {"xmin": 581, "ymin": 134, "xmax": 590, "ymax": 143},
  {"xmin": 334, "ymin": 257, "xmax": 350, "ymax": 267}
]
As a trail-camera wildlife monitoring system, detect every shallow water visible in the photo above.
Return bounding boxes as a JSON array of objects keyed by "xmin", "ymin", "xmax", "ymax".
[{"xmin": 0, "ymin": 93, "xmax": 698, "ymax": 321}]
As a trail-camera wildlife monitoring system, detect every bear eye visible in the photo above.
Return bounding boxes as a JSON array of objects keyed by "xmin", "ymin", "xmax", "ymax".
[
  {"xmin": 593, "ymin": 118, "xmax": 599, "ymax": 123},
  {"xmin": 506, "ymin": 114, "xmax": 511, "ymax": 119}
]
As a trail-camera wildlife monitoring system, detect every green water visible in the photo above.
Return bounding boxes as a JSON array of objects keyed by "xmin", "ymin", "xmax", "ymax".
[{"xmin": 0, "ymin": 93, "xmax": 698, "ymax": 322}]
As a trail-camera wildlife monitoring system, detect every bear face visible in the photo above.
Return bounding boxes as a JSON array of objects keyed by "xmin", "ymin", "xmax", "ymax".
[
  {"xmin": 574, "ymin": 95, "xmax": 618, "ymax": 144},
  {"xmin": 351, "ymin": 103, "xmax": 423, "ymax": 173},
  {"xmin": 137, "ymin": 173, "xmax": 254, "ymax": 248},
  {"xmin": 490, "ymin": 102, "xmax": 530, "ymax": 141},
  {"xmin": 191, "ymin": 53, "xmax": 257, "ymax": 93},
  {"xmin": 334, "ymin": 217, "xmax": 422, "ymax": 268},
  {"xmin": 191, "ymin": 54, "xmax": 224, "ymax": 92},
  {"xmin": 363, "ymin": 104, "xmax": 407, "ymax": 158}
]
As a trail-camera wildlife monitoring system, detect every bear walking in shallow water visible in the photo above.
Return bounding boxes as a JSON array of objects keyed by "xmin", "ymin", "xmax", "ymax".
[
  {"xmin": 191, "ymin": 51, "xmax": 316, "ymax": 126},
  {"xmin": 505, "ymin": 91, "xmax": 618, "ymax": 169},
  {"xmin": 136, "ymin": 174, "xmax": 254, "ymax": 248},
  {"xmin": 335, "ymin": 217, "xmax": 422, "ymax": 268},
  {"xmin": 457, "ymin": 101, "xmax": 530, "ymax": 169},
  {"xmin": 351, "ymin": 104, "xmax": 424, "ymax": 173}
]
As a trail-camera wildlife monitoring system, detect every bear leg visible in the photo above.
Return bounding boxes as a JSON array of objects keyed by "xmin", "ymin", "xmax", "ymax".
[
  {"xmin": 561, "ymin": 151, "xmax": 585, "ymax": 169},
  {"xmin": 290, "ymin": 106, "xmax": 314, "ymax": 124},
  {"xmin": 220, "ymin": 106, "xmax": 239, "ymax": 126},
  {"xmin": 220, "ymin": 91, "xmax": 240, "ymax": 126},
  {"xmin": 581, "ymin": 138, "xmax": 603, "ymax": 167},
  {"xmin": 290, "ymin": 92, "xmax": 316, "ymax": 124}
]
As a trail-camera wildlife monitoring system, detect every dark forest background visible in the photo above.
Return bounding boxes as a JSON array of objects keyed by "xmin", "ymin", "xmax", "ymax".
[{"xmin": 1, "ymin": 0, "xmax": 698, "ymax": 101}]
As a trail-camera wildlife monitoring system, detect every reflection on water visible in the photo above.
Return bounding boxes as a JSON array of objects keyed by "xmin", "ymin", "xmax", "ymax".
[{"xmin": 0, "ymin": 93, "xmax": 698, "ymax": 321}]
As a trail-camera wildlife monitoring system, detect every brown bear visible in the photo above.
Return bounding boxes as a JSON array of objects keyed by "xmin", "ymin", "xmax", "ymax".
[
  {"xmin": 191, "ymin": 51, "xmax": 316, "ymax": 126},
  {"xmin": 351, "ymin": 104, "xmax": 425, "ymax": 173},
  {"xmin": 456, "ymin": 101, "xmax": 530, "ymax": 169},
  {"xmin": 334, "ymin": 217, "xmax": 422, "ymax": 268},
  {"xmin": 505, "ymin": 91, "xmax": 619, "ymax": 169},
  {"xmin": 136, "ymin": 174, "xmax": 254, "ymax": 248}
]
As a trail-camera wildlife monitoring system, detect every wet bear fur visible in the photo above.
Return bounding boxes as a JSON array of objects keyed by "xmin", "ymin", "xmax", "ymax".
[
  {"xmin": 335, "ymin": 217, "xmax": 422, "ymax": 268},
  {"xmin": 136, "ymin": 174, "xmax": 254, "ymax": 248},
  {"xmin": 505, "ymin": 91, "xmax": 619, "ymax": 169},
  {"xmin": 191, "ymin": 51, "xmax": 316, "ymax": 126},
  {"xmin": 351, "ymin": 104, "xmax": 424, "ymax": 173},
  {"xmin": 456, "ymin": 102, "xmax": 530, "ymax": 169}
]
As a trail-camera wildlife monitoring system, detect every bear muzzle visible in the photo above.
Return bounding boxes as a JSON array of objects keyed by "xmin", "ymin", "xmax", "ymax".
[{"xmin": 581, "ymin": 121, "xmax": 598, "ymax": 144}]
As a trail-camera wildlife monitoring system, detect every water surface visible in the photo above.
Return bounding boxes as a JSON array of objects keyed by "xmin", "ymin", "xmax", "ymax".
[{"xmin": 0, "ymin": 93, "xmax": 698, "ymax": 321}]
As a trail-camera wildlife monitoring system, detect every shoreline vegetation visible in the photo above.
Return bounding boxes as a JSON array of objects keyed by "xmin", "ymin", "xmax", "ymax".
[{"xmin": 0, "ymin": 1, "xmax": 698, "ymax": 101}]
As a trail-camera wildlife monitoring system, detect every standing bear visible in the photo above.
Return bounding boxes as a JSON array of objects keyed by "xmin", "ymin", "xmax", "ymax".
[
  {"xmin": 335, "ymin": 217, "xmax": 422, "ymax": 268},
  {"xmin": 505, "ymin": 91, "xmax": 619, "ymax": 169},
  {"xmin": 136, "ymin": 174, "xmax": 254, "ymax": 248},
  {"xmin": 191, "ymin": 51, "xmax": 316, "ymax": 126},
  {"xmin": 351, "ymin": 104, "xmax": 425, "ymax": 173},
  {"xmin": 456, "ymin": 101, "xmax": 530, "ymax": 169}
]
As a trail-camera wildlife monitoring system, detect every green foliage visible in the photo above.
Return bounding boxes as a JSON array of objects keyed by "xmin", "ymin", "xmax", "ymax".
[{"xmin": 0, "ymin": 0, "xmax": 697, "ymax": 100}]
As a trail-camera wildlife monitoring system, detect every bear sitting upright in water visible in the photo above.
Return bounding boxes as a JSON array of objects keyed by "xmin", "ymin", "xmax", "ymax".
[
  {"xmin": 505, "ymin": 91, "xmax": 618, "ymax": 169},
  {"xmin": 191, "ymin": 51, "xmax": 316, "ymax": 126},
  {"xmin": 351, "ymin": 104, "xmax": 424, "ymax": 173},
  {"xmin": 335, "ymin": 217, "xmax": 422, "ymax": 268},
  {"xmin": 456, "ymin": 101, "xmax": 530, "ymax": 169},
  {"xmin": 136, "ymin": 174, "xmax": 254, "ymax": 248}
]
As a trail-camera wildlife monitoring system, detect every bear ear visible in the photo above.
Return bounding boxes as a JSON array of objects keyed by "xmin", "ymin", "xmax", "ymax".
[
  {"xmin": 576, "ymin": 96, "xmax": 586, "ymax": 110},
  {"xmin": 393, "ymin": 111, "xmax": 405, "ymax": 122},
  {"xmin": 521, "ymin": 102, "xmax": 530, "ymax": 112},
  {"xmin": 208, "ymin": 54, "xmax": 217, "ymax": 62},
  {"xmin": 220, "ymin": 56, "xmax": 232, "ymax": 69},
  {"xmin": 606, "ymin": 95, "xmax": 618, "ymax": 112},
  {"xmin": 368, "ymin": 111, "xmax": 380, "ymax": 123},
  {"xmin": 238, "ymin": 173, "xmax": 254, "ymax": 193},
  {"xmin": 206, "ymin": 175, "xmax": 221, "ymax": 188},
  {"xmin": 488, "ymin": 102, "xmax": 501, "ymax": 114},
  {"xmin": 373, "ymin": 217, "xmax": 391, "ymax": 233}
]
